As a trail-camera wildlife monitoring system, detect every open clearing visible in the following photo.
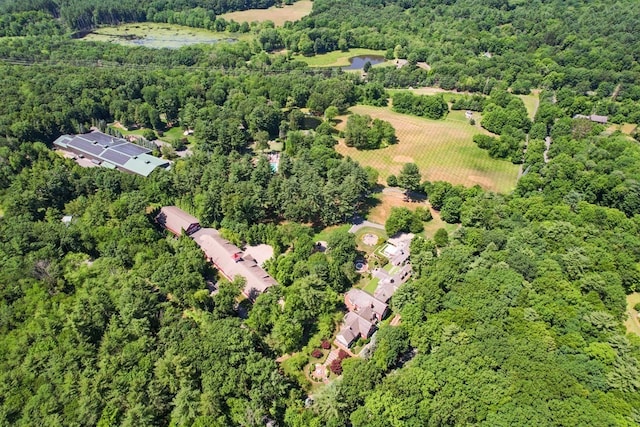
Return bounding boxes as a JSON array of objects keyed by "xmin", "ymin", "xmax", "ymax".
[
  {"xmin": 517, "ymin": 90, "xmax": 540, "ymax": 120},
  {"xmin": 220, "ymin": 1, "xmax": 313, "ymax": 26},
  {"xmin": 366, "ymin": 189, "xmax": 458, "ymax": 238},
  {"xmin": 335, "ymin": 105, "xmax": 520, "ymax": 194},
  {"xmin": 625, "ymin": 292, "xmax": 640, "ymax": 336},
  {"xmin": 296, "ymin": 48, "xmax": 389, "ymax": 67},
  {"xmin": 82, "ymin": 23, "xmax": 248, "ymax": 48}
]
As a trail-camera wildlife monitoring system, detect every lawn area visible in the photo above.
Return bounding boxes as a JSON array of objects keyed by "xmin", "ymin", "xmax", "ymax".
[
  {"xmin": 363, "ymin": 277, "xmax": 379, "ymax": 295},
  {"xmin": 108, "ymin": 125, "xmax": 145, "ymax": 137},
  {"xmin": 313, "ymin": 224, "xmax": 350, "ymax": 242},
  {"xmin": 353, "ymin": 226, "xmax": 388, "ymax": 253},
  {"xmin": 296, "ymin": 48, "xmax": 388, "ymax": 68},
  {"xmin": 335, "ymin": 105, "xmax": 520, "ymax": 194},
  {"xmin": 220, "ymin": 0, "xmax": 313, "ymax": 26},
  {"xmin": 625, "ymin": 292, "xmax": 640, "ymax": 337},
  {"xmin": 516, "ymin": 90, "xmax": 540, "ymax": 120},
  {"xmin": 162, "ymin": 126, "xmax": 195, "ymax": 143},
  {"xmin": 423, "ymin": 209, "xmax": 460, "ymax": 239},
  {"xmin": 81, "ymin": 23, "xmax": 250, "ymax": 48}
]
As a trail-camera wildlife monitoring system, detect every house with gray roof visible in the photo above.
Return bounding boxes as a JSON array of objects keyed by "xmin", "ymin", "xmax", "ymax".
[
  {"xmin": 336, "ymin": 312, "xmax": 376, "ymax": 348},
  {"xmin": 372, "ymin": 264, "xmax": 412, "ymax": 303},
  {"xmin": 53, "ymin": 131, "xmax": 169, "ymax": 177}
]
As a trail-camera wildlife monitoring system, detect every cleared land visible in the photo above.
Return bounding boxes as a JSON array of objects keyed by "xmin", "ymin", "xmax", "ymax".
[
  {"xmin": 82, "ymin": 23, "xmax": 248, "ymax": 48},
  {"xmin": 366, "ymin": 190, "xmax": 458, "ymax": 238},
  {"xmin": 297, "ymin": 49, "xmax": 389, "ymax": 67},
  {"xmin": 625, "ymin": 293, "xmax": 640, "ymax": 336},
  {"xmin": 220, "ymin": 1, "xmax": 313, "ymax": 26},
  {"xmin": 335, "ymin": 105, "xmax": 520, "ymax": 194},
  {"xmin": 517, "ymin": 90, "xmax": 540, "ymax": 120}
]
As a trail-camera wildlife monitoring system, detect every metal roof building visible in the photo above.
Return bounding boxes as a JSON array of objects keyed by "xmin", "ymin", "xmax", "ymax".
[
  {"xmin": 53, "ymin": 131, "xmax": 170, "ymax": 177},
  {"xmin": 191, "ymin": 228, "xmax": 278, "ymax": 300},
  {"xmin": 156, "ymin": 206, "xmax": 201, "ymax": 236}
]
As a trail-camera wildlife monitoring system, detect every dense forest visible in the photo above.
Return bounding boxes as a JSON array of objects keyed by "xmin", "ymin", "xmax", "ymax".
[{"xmin": 1, "ymin": 0, "xmax": 640, "ymax": 425}]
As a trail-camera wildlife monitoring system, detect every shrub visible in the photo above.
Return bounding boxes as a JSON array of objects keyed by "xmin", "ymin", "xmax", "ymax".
[
  {"xmin": 330, "ymin": 358, "xmax": 343, "ymax": 375},
  {"xmin": 634, "ymin": 302, "xmax": 640, "ymax": 312},
  {"xmin": 337, "ymin": 349, "xmax": 349, "ymax": 361},
  {"xmin": 415, "ymin": 207, "xmax": 432, "ymax": 221},
  {"xmin": 311, "ymin": 349, "xmax": 323, "ymax": 358},
  {"xmin": 387, "ymin": 174, "xmax": 398, "ymax": 187},
  {"xmin": 321, "ymin": 340, "xmax": 331, "ymax": 350}
]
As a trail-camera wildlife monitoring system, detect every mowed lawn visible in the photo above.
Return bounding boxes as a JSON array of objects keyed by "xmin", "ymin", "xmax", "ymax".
[
  {"xmin": 625, "ymin": 293, "xmax": 640, "ymax": 337},
  {"xmin": 296, "ymin": 49, "xmax": 388, "ymax": 67},
  {"xmin": 220, "ymin": 0, "xmax": 313, "ymax": 26},
  {"xmin": 335, "ymin": 105, "xmax": 520, "ymax": 194},
  {"xmin": 517, "ymin": 90, "xmax": 540, "ymax": 120}
]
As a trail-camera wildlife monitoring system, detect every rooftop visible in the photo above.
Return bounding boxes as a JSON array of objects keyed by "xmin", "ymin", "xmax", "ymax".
[
  {"xmin": 156, "ymin": 206, "xmax": 201, "ymax": 236},
  {"xmin": 53, "ymin": 131, "xmax": 169, "ymax": 177},
  {"xmin": 191, "ymin": 228, "xmax": 278, "ymax": 300},
  {"xmin": 345, "ymin": 289, "xmax": 388, "ymax": 322}
]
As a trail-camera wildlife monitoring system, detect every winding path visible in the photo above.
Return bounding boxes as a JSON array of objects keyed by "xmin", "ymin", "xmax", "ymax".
[{"xmin": 543, "ymin": 136, "xmax": 552, "ymax": 163}]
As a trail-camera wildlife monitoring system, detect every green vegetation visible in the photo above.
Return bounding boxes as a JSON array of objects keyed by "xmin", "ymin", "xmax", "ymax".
[
  {"xmin": 336, "ymin": 105, "xmax": 520, "ymax": 194},
  {"xmin": 295, "ymin": 48, "xmax": 387, "ymax": 67},
  {"xmin": 344, "ymin": 114, "xmax": 396, "ymax": 150},
  {"xmin": 1, "ymin": 0, "xmax": 640, "ymax": 425},
  {"xmin": 82, "ymin": 23, "xmax": 249, "ymax": 48}
]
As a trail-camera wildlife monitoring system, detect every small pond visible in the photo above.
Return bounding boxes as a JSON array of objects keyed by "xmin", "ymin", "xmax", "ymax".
[{"xmin": 342, "ymin": 55, "xmax": 386, "ymax": 70}]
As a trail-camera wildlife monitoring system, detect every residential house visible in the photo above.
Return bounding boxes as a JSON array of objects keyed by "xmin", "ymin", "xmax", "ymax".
[
  {"xmin": 573, "ymin": 114, "xmax": 609, "ymax": 124},
  {"xmin": 336, "ymin": 312, "xmax": 376, "ymax": 348},
  {"xmin": 345, "ymin": 289, "xmax": 389, "ymax": 322},
  {"xmin": 372, "ymin": 264, "xmax": 412, "ymax": 303}
]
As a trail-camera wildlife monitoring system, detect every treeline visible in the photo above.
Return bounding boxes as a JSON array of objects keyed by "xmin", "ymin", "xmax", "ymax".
[
  {"xmin": 289, "ymin": 0, "xmax": 640, "ymax": 95},
  {"xmin": 299, "ymin": 128, "xmax": 640, "ymax": 425},
  {"xmin": 0, "ymin": 0, "xmax": 282, "ymax": 31},
  {"xmin": 391, "ymin": 92, "xmax": 448, "ymax": 119},
  {"xmin": 0, "ymin": 10, "xmax": 65, "ymax": 37}
]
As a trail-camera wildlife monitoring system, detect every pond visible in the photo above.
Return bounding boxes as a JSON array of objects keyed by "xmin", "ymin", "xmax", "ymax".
[
  {"xmin": 342, "ymin": 55, "xmax": 386, "ymax": 70},
  {"xmin": 81, "ymin": 23, "xmax": 238, "ymax": 49}
]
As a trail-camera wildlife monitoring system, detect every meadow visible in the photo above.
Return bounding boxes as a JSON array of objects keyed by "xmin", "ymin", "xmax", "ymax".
[
  {"xmin": 295, "ymin": 48, "xmax": 389, "ymax": 67},
  {"xmin": 335, "ymin": 105, "xmax": 520, "ymax": 194},
  {"xmin": 220, "ymin": 0, "xmax": 313, "ymax": 26},
  {"xmin": 81, "ymin": 23, "xmax": 248, "ymax": 48}
]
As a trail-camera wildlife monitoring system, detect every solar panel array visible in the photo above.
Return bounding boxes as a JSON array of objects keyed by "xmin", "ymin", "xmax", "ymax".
[
  {"xmin": 111, "ymin": 143, "xmax": 150, "ymax": 156},
  {"xmin": 56, "ymin": 131, "xmax": 167, "ymax": 176},
  {"xmin": 101, "ymin": 149, "xmax": 130, "ymax": 166},
  {"xmin": 68, "ymin": 137, "xmax": 105, "ymax": 156}
]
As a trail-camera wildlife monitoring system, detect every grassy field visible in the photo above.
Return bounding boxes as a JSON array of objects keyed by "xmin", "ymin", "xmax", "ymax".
[
  {"xmin": 517, "ymin": 91, "xmax": 540, "ymax": 119},
  {"xmin": 296, "ymin": 48, "xmax": 388, "ymax": 67},
  {"xmin": 220, "ymin": 0, "xmax": 313, "ymax": 26},
  {"xmin": 313, "ymin": 224, "xmax": 350, "ymax": 242},
  {"xmin": 335, "ymin": 105, "xmax": 520, "ymax": 194},
  {"xmin": 82, "ymin": 23, "xmax": 250, "ymax": 48},
  {"xmin": 625, "ymin": 293, "xmax": 640, "ymax": 336}
]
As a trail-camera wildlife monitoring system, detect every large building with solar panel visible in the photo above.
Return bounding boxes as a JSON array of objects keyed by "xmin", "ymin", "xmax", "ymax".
[{"xmin": 53, "ymin": 131, "xmax": 170, "ymax": 177}]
